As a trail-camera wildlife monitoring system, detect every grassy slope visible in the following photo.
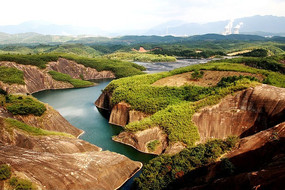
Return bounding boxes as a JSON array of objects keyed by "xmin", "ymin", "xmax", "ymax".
[
  {"xmin": 0, "ymin": 95, "xmax": 46, "ymax": 116},
  {"xmin": 0, "ymin": 66, "xmax": 24, "ymax": 84},
  {"xmin": 48, "ymin": 70, "xmax": 93, "ymax": 88},
  {"xmin": 4, "ymin": 118, "xmax": 73, "ymax": 137}
]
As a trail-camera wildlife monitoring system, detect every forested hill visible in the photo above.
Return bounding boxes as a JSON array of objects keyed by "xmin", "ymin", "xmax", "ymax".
[{"xmin": 1, "ymin": 33, "xmax": 285, "ymax": 45}]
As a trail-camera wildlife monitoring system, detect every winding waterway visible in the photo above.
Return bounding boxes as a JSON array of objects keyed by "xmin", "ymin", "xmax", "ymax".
[{"xmin": 33, "ymin": 59, "xmax": 211, "ymax": 189}]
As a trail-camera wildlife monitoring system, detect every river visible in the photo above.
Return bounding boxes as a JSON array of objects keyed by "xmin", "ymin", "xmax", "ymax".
[{"xmin": 33, "ymin": 59, "xmax": 210, "ymax": 189}]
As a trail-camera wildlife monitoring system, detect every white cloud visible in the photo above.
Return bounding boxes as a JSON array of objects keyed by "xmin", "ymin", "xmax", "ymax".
[{"xmin": 0, "ymin": 0, "xmax": 284, "ymax": 31}]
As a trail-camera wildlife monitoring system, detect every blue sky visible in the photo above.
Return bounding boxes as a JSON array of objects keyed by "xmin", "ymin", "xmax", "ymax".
[{"xmin": 1, "ymin": 0, "xmax": 285, "ymax": 31}]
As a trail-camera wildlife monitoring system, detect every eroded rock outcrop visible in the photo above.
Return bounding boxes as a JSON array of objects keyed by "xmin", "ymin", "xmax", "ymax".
[
  {"xmin": 0, "ymin": 61, "xmax": 73, "ymax": 94},
  {"xmin": 0, "ymin": 59, "xmax": 115, "ymax": 94},
  {"xmin": 47, "ymin": 58, "xmax": 115, "ymax": 80},
  {"xmin": 13, "ymin": 105, "xmax": 83, "ymax": 137},
  {"xmin": 192, "ymin": 84, "xmax": 285, "ymax": 143},
  {"xmin": 113, "ymin": 127, "xmax": 168, "ymax": 155},
  {"xmin": 168, "ymin": 123, "xmax": 285, "ymax": 190},
  {"xmin": 97, "ymin": 84, "xmax": 285, "ymax": 155},
  {"xmin": 0, "ymin": 98, "xmax": 142, "ymax": 189},
  {"xmin": 0, "ymin": 144, "xmax": 142, "ymax": 190}
]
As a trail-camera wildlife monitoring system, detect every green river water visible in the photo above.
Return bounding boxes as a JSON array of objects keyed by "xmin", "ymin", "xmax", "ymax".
[{"xmin": 33, "ymin": 79, "xmax": 154, "ymax": 189}]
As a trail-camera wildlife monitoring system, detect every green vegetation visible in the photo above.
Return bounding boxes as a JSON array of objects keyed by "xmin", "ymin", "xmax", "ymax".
[
  {"xmin": 217, "ymin": 75, "xmax": 258, "ymax": 87},
  {"xmin": 147, "ymin": 140, "xmax": 160, "ymax": 152},
  {"xmin": 9, "ymin": 177, "xmax": 34, "ymax": 190},
  {"xmin": 0, "ymin": 66, "xmax": 25, "ymax": 84},
  {"xmin": 220, "ymin": 158, "xmax": 236, "ymax": 175},
  {"xmin": 104, "ymin": 51, "xmax": 176, "ymax": 62},
  {"xmin": 152, "ymin": 47, "xmax": 226, "ymax": 58},
  {"xmin": 134, "ymin": 136, "xmax": 239, "ymax": 190},
  {"xmin": 0, "ymin": 54, "xmax": 145, "ymax": 78},
  {"xmin": 4, "ymin": 118, "xmax": 73, "ymax": 137},
  {"xmin": 105, "ymin": 57, "xmax": 285, "ymax": 146},
  {"xmin": 126, "ymin": 79, "xmax": 257, "ymax": 146},
  {"xmin": 191, "ymin": 70, "xmax": 204, "ymax": 80},
  {"xmin": 62, "ymin": 55, "xmax": 145, "ymax": 78},
  {"xmin": 0, "ymin": 164, "xmax": 11, "ymax": 180},
  {"xmin": 48, "ymin": 70, "xmax": 93, "ymax": 88},
  {"xmin": 237, "ymin": 48, "xmax": 268, "ymax": 57},
  {"xmin": 5, "ymin": 95, "xmax": 46, "ymax": 116},
  {"xmin": 0, "ymin": 54, "xmax": 58, "ymax": 69},
  {"xmin": 214, "ymin": 55, "xmax": 285, "ymax": 73},
  {"xmin": 0, "ymin": 94, "xmax": 46, "ymax": 116},
  {"xmin": 0, "ymin": 164, "xmax": 35, "ymax": 190}
]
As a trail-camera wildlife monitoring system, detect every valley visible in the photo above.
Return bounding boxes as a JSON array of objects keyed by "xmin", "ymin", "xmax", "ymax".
[{"xmin": 0, "ymin": 35, "xmax": 284, "ymax": 189}]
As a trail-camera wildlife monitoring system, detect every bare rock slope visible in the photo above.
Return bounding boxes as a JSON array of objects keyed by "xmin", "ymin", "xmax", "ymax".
[
  {"xmin": 0, "ymin": 104, "xmax": 141, "ymax": 190},
  {"xmin": 0, "ymin": 58, "xmax": 115, "ymax": 94}
]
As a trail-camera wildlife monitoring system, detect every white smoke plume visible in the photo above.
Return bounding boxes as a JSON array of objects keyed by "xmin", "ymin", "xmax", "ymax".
[
  {"xmin": 223, "ymin": 19, "xmax": 234, "ymax": 35},
  {"xmin": 233, "ymin": 22, "xmax": 244, "ymax": 34}
]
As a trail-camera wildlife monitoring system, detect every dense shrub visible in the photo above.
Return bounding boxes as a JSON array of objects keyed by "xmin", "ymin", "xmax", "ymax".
[
  {"xmin": 147, "ymin": 140, "xmax": 160, "ymax": 152},
  {"xmin": 9, "ymin": 177, "xmax": 34, "ymax": 190},
  {"xmin": 0, "ymin": 66, "xmax": 25, "ymax": 84},
  {"xmin": 217, "ymin": 75, "xmax": 258, "ymax": 87},
  {"xmin": 191, "ymin": 70, "xmax": 204, "ymax": 80},
  {"xmin": 220, "ymin": 158, "xmax": 236, "ymax": 175},
  {"xmin": 6, "ymin": 95, "xmax": 46, "ymax": 116},
  {"xmin": 0, "ymin": 164, "xmax": 11, "ymax": 180},
  {"xmin": 237, "ymin": 49, "xmax": 268, "ymax": 57},
  {"xmin": 134, "ymin": 137, "xmax": 239, "ymax": 190},
  {"xmin": 215, "ymin": 56, "xmax": 285, "ymax": 73}
]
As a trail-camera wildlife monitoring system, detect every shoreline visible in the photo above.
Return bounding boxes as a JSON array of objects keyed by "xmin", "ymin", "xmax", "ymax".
[{"xmin": 115, "ymin": 162, "xmax": 143, "ymax": 190}]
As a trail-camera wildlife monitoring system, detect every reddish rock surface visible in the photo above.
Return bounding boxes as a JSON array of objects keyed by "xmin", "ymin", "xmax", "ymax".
[
  {"xmin": 0, "ymin": 145, "xmax": 141, "ymax": 190},
  {"xmin": 0, "ymin": 98, "xmax": 142, "ymax": 190},
  {"xmin": 0, "ymin": 59, "xmax": 115, "ymax": 94},
  {"xmin": 192, "ymin": 84, "xmax": 285, "ymax": 143},
  {"xmin": 47, "ymin": 58, "xmax": 115, "ymax": 80},
  {"xmin": 113, "ymin": 126, "xmax": 168, "ymax": 155}
]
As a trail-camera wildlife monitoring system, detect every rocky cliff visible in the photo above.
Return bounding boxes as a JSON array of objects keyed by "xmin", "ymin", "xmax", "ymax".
[
  {"xmin": 168, "ymin": 122, "xmax": 285, "ymax": 190},
  {"xmin": 192, "ymin": 84, "xmax": 285, "ymax": 143},
  {"xmin": 0, "ymin": 144, "xmax": 141, "ymax": 190},
  {"xmin": 0, "ymin": 100, "xmax": 142, "ymax": 190},
  {"xmin": 113, "ymin": 127, "xmax": 168, "ymax": 155},
  {"xmin": 0, "ymin": 58, "xmax": 115, "ymax": 94},
  {"xmin": 47, "ymin": 58, "xmax": 115, "ymax": 80},
  {"xmin": 97, "ymin": 84, "xmax": 285, "ymax": 155}
]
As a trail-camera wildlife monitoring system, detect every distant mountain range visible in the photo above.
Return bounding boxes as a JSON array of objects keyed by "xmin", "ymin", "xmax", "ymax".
[
  {"xmin": 146, "ymin": 15, "xmax": 285, "ymax": 36},
  {"xmin": 0, "ymin": 15, "xmax": 284, "ymax": 37},
  {"xmin": 0, "ymin": 32, "xmax": 284, "ymax": 45}
]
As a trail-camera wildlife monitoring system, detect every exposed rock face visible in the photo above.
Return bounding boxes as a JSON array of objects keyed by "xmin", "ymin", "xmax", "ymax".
[
  {"xmin": 95, "ymin": 94, "xmax": 150, "ymax": 126},
  {"xmin": 113, "ymin": 127, "xmax": 168, "ymax": 155},
  {"xmin": 192, "ymin": 84, "xmax": 285, "ymax": 143},
  {"xmin": 13, "ymin": 105, "xmax": 83, "ymax": 137},
  {"xmin": 0, "ymin": 117, "xmax": 101, "ymax": 154},
  {"xmin": 171, "ymin": 122, "xmax": 285, "ymax": 190},
  {"xmin": 0, "ymin": 102, "xmax": 142, "ymax": 190},
  {"xmin": 109, "ymin": 102, "xmax": 131, "ymax": 126},
  {"xmin": 0, "ymin": 61, "xmax": 73, "ymax": 94},
  {"xmin": 97, "ymin": 84, "xmax": 285, "ymax": 155},
  {"xmin": 0, "ymin": 144, "xmax": 142, "ymax": 190},
  {"xmin": 0, "ymin": 59, "xmax": 115, "ymax": 94},
  {"xmin": 47, "ymin": 58, "xmax": 115, "ymax": 80}
]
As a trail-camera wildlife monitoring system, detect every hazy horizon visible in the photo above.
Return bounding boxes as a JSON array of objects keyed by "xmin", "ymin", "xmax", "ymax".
[{"xmin": 1, "ymin": 0, "xmax": 284, "ymax": 32}]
